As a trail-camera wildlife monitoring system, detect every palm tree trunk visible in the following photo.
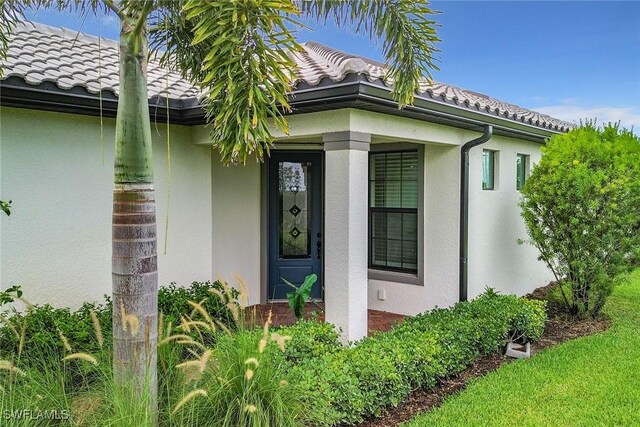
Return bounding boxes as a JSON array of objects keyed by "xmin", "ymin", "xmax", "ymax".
[{"xmin": 111, "ymin": 18, "xmax": 157, "ymax": 415}]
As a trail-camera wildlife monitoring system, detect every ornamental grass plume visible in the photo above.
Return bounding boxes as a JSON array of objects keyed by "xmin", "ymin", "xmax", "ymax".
[
  {"xmin": 159, "ymin": 333, "xmax": 193, "ymax": 345},
  {"xmin": 172, "ymin": 389, "xmax": 208, "ymax": 415},
  {"xmin": 232, "ymin": 273, "xmax": 250, "ymax": 307},
  {"xmin": 245, "ymin": 357, "xmax": 259, "ymax": 367},
  {"xmin": 245, "ymin": 368, "xmax": 255, "ymax": 380},
  {"xmin": 57, "ymin": 328, "xmax": 72, "ymax": 352},
  {"xmin": 62, "ymin": 352, "xmax": 99, "ymax": 366},
  {"xmin": 209, "ymin": 286, "xmax": 227, "ymax": 303},
  {"xmin": 17, "ymin": 317, "xmax": 26, "ymax": 357},
  {"xmin": 90, "ymin": 309, "xmax": 104, "ymax": 349},
  {"xmin": 187, "ymin": 300, "xmax": 216, "ymax": 331},
  {"xmin": 271, "ymin": 332, "xmax": 292, "ymax": 352},
  {"xmin": 0, "ymin": 360, "xmax": 25, "ymax": 376}
]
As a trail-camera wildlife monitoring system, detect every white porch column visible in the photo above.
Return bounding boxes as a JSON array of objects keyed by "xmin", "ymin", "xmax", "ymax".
[{"xmin": 323, "ymin": 131, "xmax": 370, "ymax": 343}]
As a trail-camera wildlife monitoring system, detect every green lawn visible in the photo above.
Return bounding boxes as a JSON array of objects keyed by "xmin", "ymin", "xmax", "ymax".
[{"xmin": 404, "ymin": 269, "xmax": 640, "ymax": 427}]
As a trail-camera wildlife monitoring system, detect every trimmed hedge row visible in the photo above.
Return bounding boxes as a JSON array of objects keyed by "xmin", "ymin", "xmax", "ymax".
[{"xmin": 275, "ymin": 290, "xmax": 546, "ymax": 426}]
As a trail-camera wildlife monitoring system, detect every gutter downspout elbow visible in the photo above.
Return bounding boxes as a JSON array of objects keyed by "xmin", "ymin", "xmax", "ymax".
[{"xmin": 459, "ymin": 125, "xmax": 493, "ymax": 302}]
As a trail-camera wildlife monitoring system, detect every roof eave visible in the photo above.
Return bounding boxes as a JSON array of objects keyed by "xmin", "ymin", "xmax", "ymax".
[
  {"xmin": 288, "ymin": 76, "xmax": 559, "ymax": 143},
  {"xmin": 0, "ymin": 77, "xmax": 191, "ymax": 125},
  {"xmin": 0, "ymin": 75, "xmax": 562, "ymax": 142}
]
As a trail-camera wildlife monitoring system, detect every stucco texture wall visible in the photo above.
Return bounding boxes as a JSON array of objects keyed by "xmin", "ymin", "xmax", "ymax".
[
  {"xmin": 466, "ymin": 135, "xmax": 553, "ymax": 299},
  {"xmin": 210, "ymin": 153, "xmax": 262, "ymax": 306},
  {"xmin": 368, "ymin": 142, "xmax": 461, "ymax": 315},
  {"xmin": 368, "ymin": 133, "xmax": 553, "ymax": 316},
  {"xmin": 0, "ymin": 107, "xmax": 213, "ymax": 308}
]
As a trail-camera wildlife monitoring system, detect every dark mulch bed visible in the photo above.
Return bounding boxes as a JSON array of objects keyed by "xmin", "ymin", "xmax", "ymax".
[{"xmin": 359, "ymin": 283, "xmax": 610, "ymax": 427}]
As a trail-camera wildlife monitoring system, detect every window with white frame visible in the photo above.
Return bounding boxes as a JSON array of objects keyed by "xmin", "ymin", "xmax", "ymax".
[
  {"xmin": 482, "ymin": 149, "xmax": 496, "ymax": 190},
  {"xmin": 516, "ymin": 153, "xmax": 529, "ymax": 190}
]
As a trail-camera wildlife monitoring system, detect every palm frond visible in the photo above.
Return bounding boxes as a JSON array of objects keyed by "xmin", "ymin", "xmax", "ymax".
[
  {"xmin": 150, "ymin": 0, "xmax": 304, "ymax": 165},
  {"xmin": 300, "ymin": 0, "xmax": 441, "ymax": 107}
]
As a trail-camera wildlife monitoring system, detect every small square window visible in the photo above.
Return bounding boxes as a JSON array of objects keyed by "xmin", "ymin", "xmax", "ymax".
[
  {"xmin": 516, "ymin": 154, "xmax": 529, "ymax": 191},
  {"xmin": 482, "ymin": 150, "xmax": 495, "ymax": 190}
]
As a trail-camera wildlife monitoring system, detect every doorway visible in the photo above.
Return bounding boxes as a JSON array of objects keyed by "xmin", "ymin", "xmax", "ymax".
[{"xmin": 267, "ymin": 151, "xmax": 323, "ymax": 300}]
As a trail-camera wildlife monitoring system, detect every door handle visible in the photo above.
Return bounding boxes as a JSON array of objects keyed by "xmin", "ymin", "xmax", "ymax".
[{"xmin": 316, "ymin": 237, "xmax": 322, "ymax": 259}]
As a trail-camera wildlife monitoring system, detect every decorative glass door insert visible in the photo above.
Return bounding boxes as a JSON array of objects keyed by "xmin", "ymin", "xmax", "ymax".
[{"xmin": 279, "ymin": 162, "xmax": 311, "ymax": 258}]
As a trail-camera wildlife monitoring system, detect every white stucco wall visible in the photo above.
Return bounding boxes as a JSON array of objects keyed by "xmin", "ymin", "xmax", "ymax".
[
  {"xmin": 466, "ymin": 135, "xmax": 553, "ymax": 299},
  {"xmin": 198, "ymin": 110, "xmax": 553, "ymax": 316},
  {"xmin": 324, "ymin": 142, "xmax": 370, "ymax": 342},
  {"xmin": 210, "ymin": 153, "xmax": 263, "ymax": 305},
  {"xmin": 1, "ymin": 104, "xmax": 553, "ymax": 316},
  {"xmin": 0, "ymin": 107, "xmax": 213, "ymax": 308},
  {"xmin": 368, "ymin": 133, "xmax": 554, "ymax": 316},
  {"xmin": 368, "ymin": 142, "xmax": 462, "ymax": 315}
]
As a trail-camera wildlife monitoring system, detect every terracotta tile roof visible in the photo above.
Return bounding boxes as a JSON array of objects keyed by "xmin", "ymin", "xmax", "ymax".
[{"xmin": 1, "ymin": 21, "xmax": 573, "ymax": 132}]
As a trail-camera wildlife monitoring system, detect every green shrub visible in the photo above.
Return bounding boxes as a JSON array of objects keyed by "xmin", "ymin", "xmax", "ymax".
[
  {"xmin": 0, "ymin": 281, "xmax": 237, "ymax": 371},
  {"xmin": 358, "ymin": 329, "xmax": 442, "ymax": 390},
  {"xmin": 287, "ymin": 355, "xmax": 366, "ymax": 426},
  {"xmin": 278, "ymin": 291, "xmax": 547, "ymax": 426},
  {"xmin": 509, "ymin": 298, "xmax": 546, "ymax": 342},
  {"xmin": 0, "ymin": 301, "xmax": 111, "ymax": 386},
  {"xmin": 276, "ymin": 319, "xmax": 341, "ymax": 364},
  {"xmin": 520, "ymin": 123, "xmax": 640, "ymax": 317},
  {"xmin": 158, "ymin": 280, "xmax": 239, "ymax": 329},
  {"xmin": 345, "ymin": 343, "xmax": 411, "ymax": 418}
]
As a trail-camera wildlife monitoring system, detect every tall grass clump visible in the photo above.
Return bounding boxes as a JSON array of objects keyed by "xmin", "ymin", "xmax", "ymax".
[
  {"xmin": 0, "ymin": 349, "xmax": 74, "ymax": 427},
  {"xmin": 0, "ymin": 278, "xmax": 307, "ymax": 426},
  {"xmin": 163, "ymin": 303, "xmax": 307, "ymax": 427}
]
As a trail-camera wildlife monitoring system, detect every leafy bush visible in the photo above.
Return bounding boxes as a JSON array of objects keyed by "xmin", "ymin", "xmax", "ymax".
[
  {"xmin": 509, "ymin": 298, "xmax": 546, "ymax": 342},
  {"xmin": 344, "ymin": 343, "xmax": 411, "ymax": 418},
  {"xmin": 277, "ymin": 290, "xmax": 547, "ymax": 426},
  {"xmin": 0, "ymin": 281, "xmax": 237, "ymax": 370},
  {"xmin": 357, "ymin": 329, "xmax": 442, "ymax": 390},
  {"xmin": 276, "ymin": 318, "xmax": 341, "ymax": 364},
  {"xmin": 520, "ymin": 123, "xmax": 640, "ymax": 317},
  {"xmin": 286, "ymin": 355, "xmax": 366, "ymax": 426},
  {"xmin": 0, "ymin": 301, "xmax": 111, "ymax": 385}
]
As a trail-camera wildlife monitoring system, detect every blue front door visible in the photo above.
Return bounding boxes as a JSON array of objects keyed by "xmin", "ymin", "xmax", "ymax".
[{"xmin": 268, "ymin": 152, "xmax": 323, "ymax": 300}]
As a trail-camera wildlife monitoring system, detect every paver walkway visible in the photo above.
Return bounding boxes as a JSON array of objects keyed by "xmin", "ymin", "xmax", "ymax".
[{"xmin": 247, "ymin": 302, "xmax": 405, "ymax": 335}]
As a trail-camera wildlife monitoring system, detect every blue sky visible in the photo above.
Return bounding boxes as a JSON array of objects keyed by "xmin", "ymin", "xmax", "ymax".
[{"xmin": 24, "ymin": 1, "xmax": 640, "ymax": 131}]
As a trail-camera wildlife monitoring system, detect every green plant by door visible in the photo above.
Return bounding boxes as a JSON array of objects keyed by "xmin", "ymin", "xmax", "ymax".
[{"xmin": 284, "ymin": 274, "xmax": 318, "ymax": 320}]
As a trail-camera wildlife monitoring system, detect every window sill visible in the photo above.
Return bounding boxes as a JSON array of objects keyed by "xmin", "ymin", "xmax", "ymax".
[{"xmin": 368, "ymin": 269, "xmax": 422, "ymax": 286}]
